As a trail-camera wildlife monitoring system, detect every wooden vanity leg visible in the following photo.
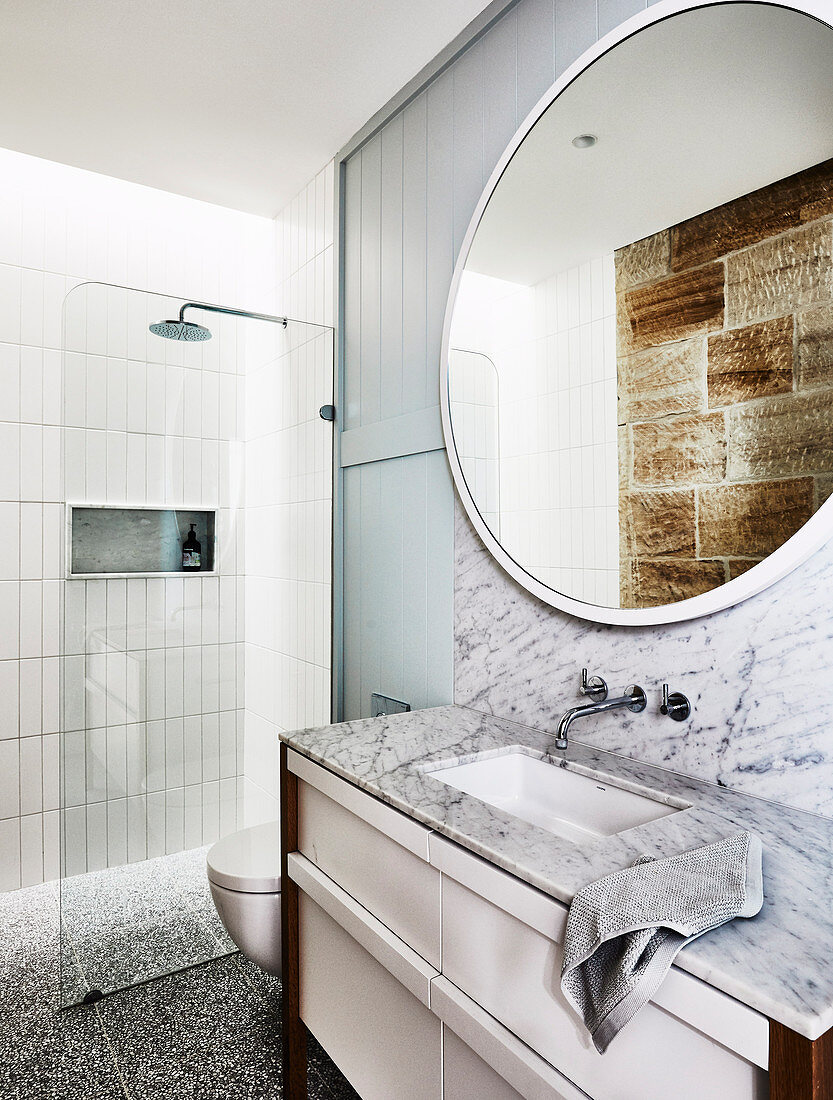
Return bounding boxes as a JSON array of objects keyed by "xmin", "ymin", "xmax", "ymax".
[
  {"xmin": 281, "ymin": 743, "xmax": 307, "ymax": 1100},
  {"xmin": 770, "ymin": 1020, "xmax": 833, "ymax": 1099}
]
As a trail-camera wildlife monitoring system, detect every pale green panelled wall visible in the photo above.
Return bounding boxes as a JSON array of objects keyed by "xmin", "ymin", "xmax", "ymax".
[{"xmin": 338, "ymin": 0, "xmax": 649, "ymax": 718}]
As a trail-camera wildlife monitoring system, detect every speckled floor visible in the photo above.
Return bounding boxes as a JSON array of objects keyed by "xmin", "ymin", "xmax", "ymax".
[
  {"xmin": 1, "ymin": 873, "xmax": 359, "ymax": 1099},
  {"xmin": 60, "ymin": 846, "xmax": 235, "ymax": 1004}
]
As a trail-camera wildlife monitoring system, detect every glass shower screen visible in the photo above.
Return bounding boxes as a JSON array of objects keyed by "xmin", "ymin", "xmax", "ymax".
[{"xmin": 59, "ymin": 282, "xmax": 333, "ymax": 1005}]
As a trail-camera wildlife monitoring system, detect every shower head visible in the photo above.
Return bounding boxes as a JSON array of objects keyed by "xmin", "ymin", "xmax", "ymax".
[{"xmin": 149, "ymin": 319, "xmax": 212, "ymax": 341}]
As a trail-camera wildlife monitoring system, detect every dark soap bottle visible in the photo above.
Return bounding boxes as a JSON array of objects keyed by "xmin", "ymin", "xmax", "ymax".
[{"xmin": 182, "ymin": 523, "xmax": 201, "ymax": 571}]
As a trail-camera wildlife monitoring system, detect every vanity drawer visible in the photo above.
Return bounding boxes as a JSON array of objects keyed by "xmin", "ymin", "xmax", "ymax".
[
  {"xmin": 289, "ymin": 749, "xmax": 441, "ymax": 967},
  {"xmin": 288, "ymin": 852, "xmax": 437, "ymax": 1005},
  {"xmin": 297, "ymin": 881, "xmax": 442, "ymax": 1100},
  {"xmin": 443, "ymin": 1025, "xmax": 527, "ymax": 1100},
  {"xmin": 432, "ymin": 835, "xmax": 768, "ymax": 1100},
  {"xmin": 434, "ymin": 977, "xmax": 590, "ymax": 1100}
]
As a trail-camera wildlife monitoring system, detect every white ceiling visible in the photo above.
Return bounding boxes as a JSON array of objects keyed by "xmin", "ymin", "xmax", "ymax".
[
  {"xmin": 0, "ymin": 0, "xmax": 494, "ymax": 216},
  {"xmin": 467, "ymin": 3, "xmax": 833, "ymax": 286}
]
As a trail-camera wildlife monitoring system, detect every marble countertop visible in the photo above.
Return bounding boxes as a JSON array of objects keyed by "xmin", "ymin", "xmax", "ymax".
[{"xmin": 280, "ymin": 703, "xmax": 833, "ymax": 1040}]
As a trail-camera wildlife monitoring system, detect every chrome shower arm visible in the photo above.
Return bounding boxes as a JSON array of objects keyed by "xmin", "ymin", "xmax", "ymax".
[{"xmin": 179, "ymin": 301, "xmax": 288, "ymax": 328}]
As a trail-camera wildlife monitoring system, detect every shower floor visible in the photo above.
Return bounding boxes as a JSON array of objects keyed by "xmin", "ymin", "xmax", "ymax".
[
  {"xmin": 1, "ymin": 870, "xmax": 358, "ymax": 1099},
  {"xmin": 60, "ymin": 846, "xmax": 234, "ymax": 1004}
]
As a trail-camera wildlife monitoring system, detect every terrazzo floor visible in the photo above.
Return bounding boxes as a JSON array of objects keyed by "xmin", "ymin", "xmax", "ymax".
[
  {"xmin": 60, "ymin": 846, "xmax": 235, "ymax": 1004},
  {"xmin": 1, "ymin": 858, "xmax": 359, "ymax": 1099}
]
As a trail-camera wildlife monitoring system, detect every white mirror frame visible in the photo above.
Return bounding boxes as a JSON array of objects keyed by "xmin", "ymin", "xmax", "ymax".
[{"xmin": 440, "ymin": 0, "xmax": 833, "ymax": 626}]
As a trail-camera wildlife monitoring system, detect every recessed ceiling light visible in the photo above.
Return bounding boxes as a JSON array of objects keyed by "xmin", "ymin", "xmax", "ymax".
[{"xmin": 571, "ymin": 134, "xmax": 598, "ymax": 149}]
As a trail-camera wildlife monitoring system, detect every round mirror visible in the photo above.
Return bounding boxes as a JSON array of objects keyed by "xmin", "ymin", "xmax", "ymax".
[{"xmin": 441, "ymin": 0, "xmax": 833, "ymax": 624}]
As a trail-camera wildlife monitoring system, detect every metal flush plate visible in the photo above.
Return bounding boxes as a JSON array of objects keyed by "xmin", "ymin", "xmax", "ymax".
[{"xmin": 371, "ymin": 693, "xmax": 411, "ymax": 718}]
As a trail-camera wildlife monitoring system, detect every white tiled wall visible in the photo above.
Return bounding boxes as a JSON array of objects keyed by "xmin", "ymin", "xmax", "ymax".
[
  {"xmin": 241, "ymin": 162, "xmax": 335, "ymax": 826},
  {"xmin": 450, "ymin": 259, "xmax": 619, "ymax": 605},
  {"xmin": 0, "ymin": 147, "xmax": 276, "ymax": 890}
]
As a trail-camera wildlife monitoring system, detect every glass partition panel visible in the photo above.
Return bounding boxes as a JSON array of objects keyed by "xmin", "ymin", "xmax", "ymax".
[{"xmin": 59, "ymin": 282, "xmax": 332, "ymax": 1005}]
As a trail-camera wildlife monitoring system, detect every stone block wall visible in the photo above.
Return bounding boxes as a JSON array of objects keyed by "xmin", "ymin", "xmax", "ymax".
[{"xmin": 617, "ymin": 158, "xmax": 833, "ymax": 608}]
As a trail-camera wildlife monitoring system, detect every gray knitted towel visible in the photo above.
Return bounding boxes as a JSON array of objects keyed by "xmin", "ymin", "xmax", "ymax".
[{"xmin": 560, "ymin": 832, "xmax": 763, "ymax": 1053}]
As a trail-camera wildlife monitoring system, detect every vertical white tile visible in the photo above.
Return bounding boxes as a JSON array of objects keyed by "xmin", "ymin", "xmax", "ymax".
[
  {"xmin": 165, "ymin": 366, "xmax": 185, "ymax": 436},
  {"xmin": 106, "ymin": 725, "xmax": 128, "ymax": 800},
  {"xmin": 146, "ymin": 361, "xmax": 167, "ymax": 436},
  {"xmin": 43, "ymin": 809, "xmax": 60, "ymax": 882},
  {"xmin": 19, "ymin": 736, "xmax": 42, "ymax": 815},
  {"xmin": 183, "ymin": 438, "xmax": 202, "ymax": 503},
  {"xmin": 0, "ymin": 263, "xmax": 22, "ymax": 345},
  {"xmin": 145, "ymin": 719, "xmax": 166, "ymax": 792},
  {"xmin": 42, "ymin": 732, "xmax": 59, "ymax": 811},
  {"xmin": 126, "ymin": 360, "xmax": 147, "ymax": 434},
  {"xmin": 86, "ymin": 355, "xmax": 108, "ymax": 429},
  {"xmin": 19, "ymin": 503, "xmax": 42, "ymax": 579},
  {"xmin": 165, "ymin": 717, "xmax": 184, "ymax": 788},
  {"xmin": 146, "ymin": 790, "xmax": 166, "ymax": 859},
  {"xmin": 62, "ymin": 806, "xmax": 86, "ymax": 877},
  {"xmin": 86, "ymin": 802, "xmax": 108, "ymax": 871},
  {"xmin": 0, "ymin": 424, "xmax": 20, "ymax": 502},
  {"xmin": 183, "ymin": 782, "xmax": 202, "ymax": 849},
  {"xmin": 64, "ymin": 427, "xmax": 86, "ymax": 501},
  {"xmin": 183, "ymin": 714, "xmax": 202, "ymax": 786},
  {"xmin": 145, "ymin": 434, "xmax": 166, "ymax": 503},
  {"xmin": 164, "ymin": 787, "xmax": 184, "ymax": 855},
  {"xmin": 42, "ymin": 426, "xmax": 61, "ymax": 502},
  {"xmin": 19, "ymin": 345, "xmax": 43, "ymax": 424},
  {"xmin": 19, "ymin": 580, "xmax": 42, "ymax": 658},
  {"xmin": 183, "ymin": 646, "xmax": 202, "ymax": 717},
  {"xmin": 0, "ymin": 342, "xmax": 20, "ymax": 422},
  {"xmin": 107, "ymin": 798, "xmax": 128, "ymax": 868},
  {"xmin": 19, "ymin": 659, "xmax": 41, "ymax": 737},
  {"xmin": 0, "ymin": 739, "xmax": 20, "ymax": 819},
  {"xmin": 0, "ymin": 659, "xmax": 19, "ymax": 739},
  {"xmin": 126, "ymin": 795, "xmax": 148, "ymax": 863},
  {"xmin": 107, "ymin": 357, "xmax": 128, "ymax": 431},
  {"xmin": 219, "ymin": 710, "xmax": 237, "ymax": 779},
  {"xmin": 145, "ymin": 649, "xmax": 166, "ymax": 722},
  {"xmin": 126, "ymin": 433, "xmax": 147, "ymax": 502},
  {"xmin": 106, "ymin": 431, "xmax": 127, "ymax": 501},
  {"xmin": 0, "ymin": 503, "xmax": 19, "ymax": 580},
  {"xmin": 165, "ymin": 646, "xmax": 184, "ymax": 718},
  {"xmin": 0, "ymin": 817, "xmax": 21, "ymax": 890},
  {"xmin": 85, "ymin": 431, "xmax": 107, "ymax": 501}
]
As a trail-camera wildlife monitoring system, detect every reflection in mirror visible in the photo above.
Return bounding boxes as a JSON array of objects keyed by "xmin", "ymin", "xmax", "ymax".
[
  {"xmin": 446, "ymin": 2, "xmax": 833, "ymax": 611},
  {"xmin": 448, "ymin": 349, "xmax": 501, "ymax": 537}
]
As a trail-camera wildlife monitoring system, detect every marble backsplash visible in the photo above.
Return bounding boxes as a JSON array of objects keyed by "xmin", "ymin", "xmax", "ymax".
[{"xmin": 454, "ymin": 495, "xmax": 833, "ymax": 818}]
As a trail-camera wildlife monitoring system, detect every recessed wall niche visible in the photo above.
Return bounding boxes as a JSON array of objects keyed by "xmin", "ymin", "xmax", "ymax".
[{"xmin": 68, "ymin": 507, "xmax": 216, "ymax": 577}]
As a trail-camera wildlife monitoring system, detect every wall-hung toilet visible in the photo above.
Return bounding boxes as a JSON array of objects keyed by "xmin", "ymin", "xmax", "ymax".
[{"xmin": 207, "ymin": 821, "xmax": 282, "ymax": 976}]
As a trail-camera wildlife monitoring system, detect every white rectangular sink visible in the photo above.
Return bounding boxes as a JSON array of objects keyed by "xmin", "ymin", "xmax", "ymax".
[{"xmin": 425, "ymin": 750, "xmax": 687, "ymax": 843}]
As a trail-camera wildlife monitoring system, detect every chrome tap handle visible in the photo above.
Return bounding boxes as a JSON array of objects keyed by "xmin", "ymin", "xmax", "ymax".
[
  {"xmin": 580, "ymin": 668, "xmax": 608, "ymax": 702},
  {"xmin": 660, "ymin": 684, "xmax": 691, "ymax": 721}
]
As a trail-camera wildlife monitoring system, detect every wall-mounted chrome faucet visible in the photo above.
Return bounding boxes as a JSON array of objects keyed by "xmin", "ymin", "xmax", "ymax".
[
  {"xmin": 554, "ymin": 669, "xmax": 646, "ymax": 751},
  {"xmin": 660, "ymin": 684, "xmax": 691, "ymax": 721}
]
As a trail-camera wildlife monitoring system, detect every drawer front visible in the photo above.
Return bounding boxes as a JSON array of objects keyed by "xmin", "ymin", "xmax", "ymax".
[
  {"xmin": 288, "ymin": 852, "xmax": 437, "ymax": 1005},
  {"xmin": 433, "ymin": 977, "xmax": 590, "ymax": 1100},
  {"xmin": 442, "ymin": 876, "xmax": 768, "ymax": 1100},
  {"xmin": 299, "ymin": 891, "xmax": 442, "ymax": 1100},
  {"xmin": 443, "ymin": 1026, "xmax": 525, "ymax": 1100},
  {"xmin": 297, "ymin": 774, "xmax": 441, "ymax": 968}
]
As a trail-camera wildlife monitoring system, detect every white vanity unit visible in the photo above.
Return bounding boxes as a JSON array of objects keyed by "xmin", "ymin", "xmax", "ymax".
[{"xmin": 278, "ymin": 705, "xmax": 833, "ymax": 1100}]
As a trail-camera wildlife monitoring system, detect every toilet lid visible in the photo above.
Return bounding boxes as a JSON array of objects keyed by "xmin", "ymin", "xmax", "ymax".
[{"xmin": 206, "ymin": 821, "xmax": 281, "ymax": 893}]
